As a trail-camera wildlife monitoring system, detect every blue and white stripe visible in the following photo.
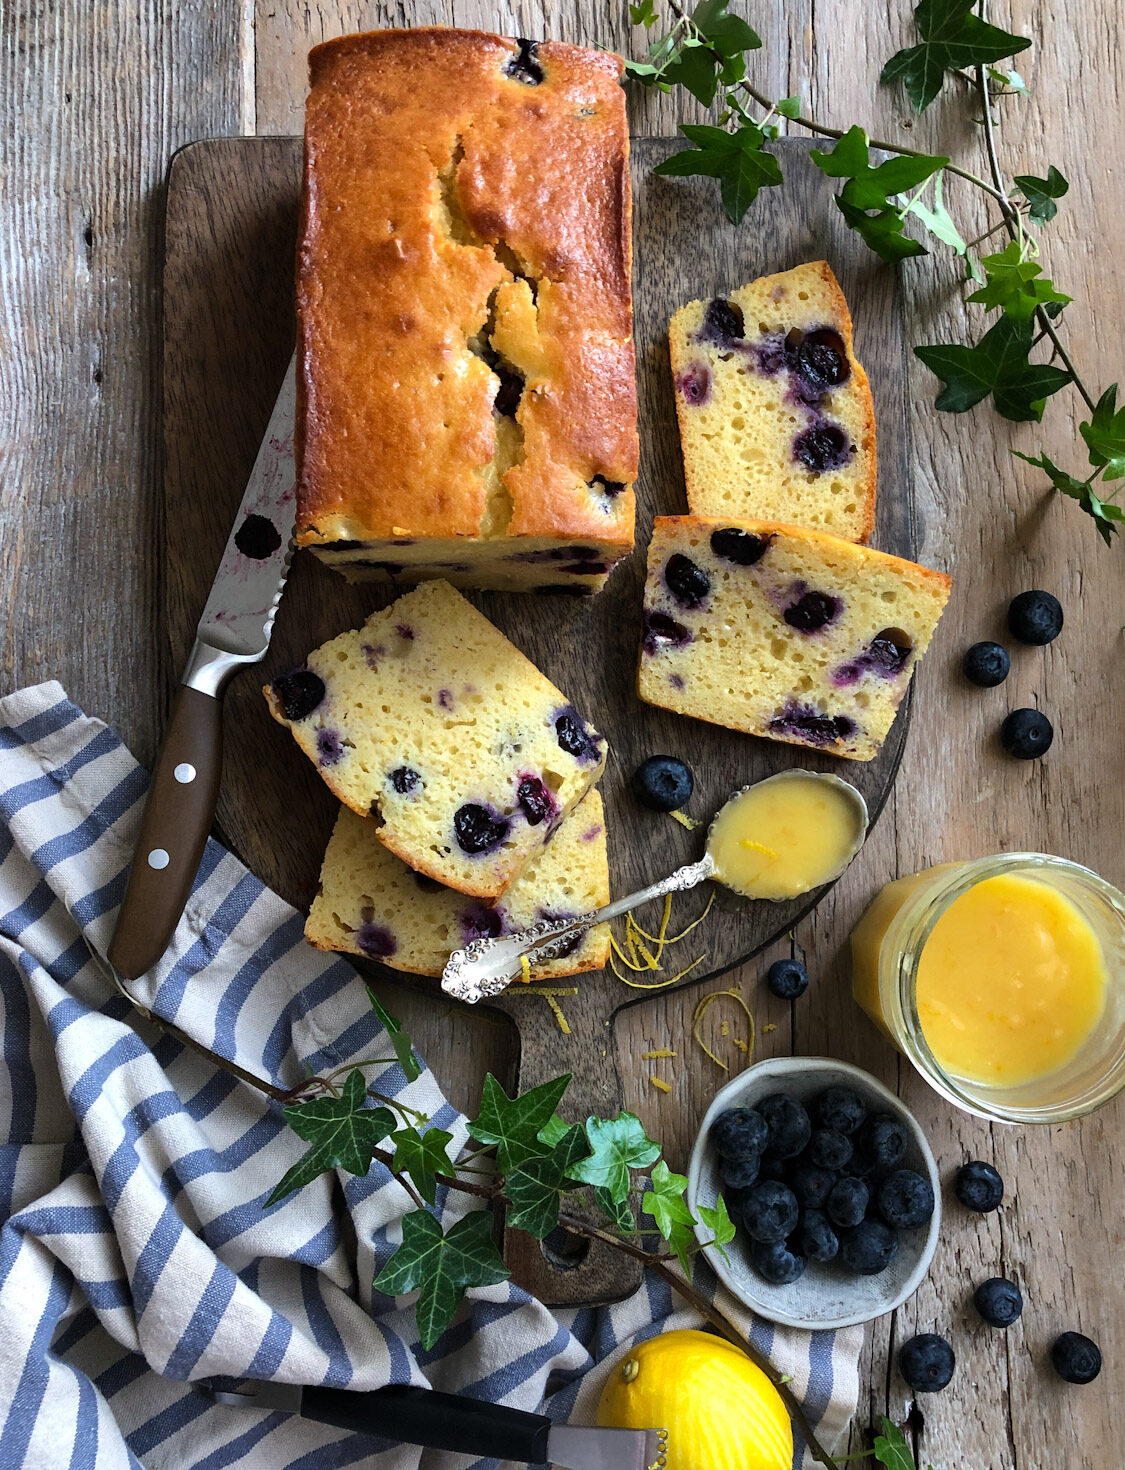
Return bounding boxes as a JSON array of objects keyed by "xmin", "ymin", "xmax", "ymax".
[{"xmin": 0, "ymin": 682, "xmax": 859, "ymax": 1468}]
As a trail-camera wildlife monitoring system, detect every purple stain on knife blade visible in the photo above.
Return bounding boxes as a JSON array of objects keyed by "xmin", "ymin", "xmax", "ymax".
[{"xmin": 234, "ymin": 513, "xmax": 282, "ymax": 560}]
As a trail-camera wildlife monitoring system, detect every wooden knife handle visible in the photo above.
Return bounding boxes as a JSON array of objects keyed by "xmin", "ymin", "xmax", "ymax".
[{"xmin": 107, "ymin": 684, "xmax": 223, "ymax": 980}]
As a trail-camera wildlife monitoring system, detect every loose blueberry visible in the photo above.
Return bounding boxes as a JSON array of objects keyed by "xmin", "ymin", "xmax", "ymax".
[
  {"xmin": 517, "ymin": 774, "xmax": 556, "ymax": 826},
  {"xmin": 460, "ymin": 903, "xmax": 504, "ymax": 944},
  {"xmin": 642, "ymin": 609, "xmax": 692, "ymax": 655},
  {"xmin": 840, "ymin": 1218, "xmax": 899, "ymax": 1275},
  {"xmin": 234, "ymin": 512, "xmax": 282, "ymax": 560},
  {"xmin": 954, "ymin": 1159, "xmax": 1003, "ymax": 1213},
  {"xmin": 963, "ymin": 641, "xmax": 1010, "ymax": 687},
  {"xmin": 859, "ymin": 1114, "xmax": 908, "ymax": 1170},
  {"xmin": 699, "ymin": 296, "xmax": 745, "ymax": 347},
  {"xmin": 631, "ymin": 755, "xmax": 694, "ymax": 812},
  {"xmin": 766, "ymin": 958, "xmax": 809, "ymax": 1000},
  {"xmin": 826, "ymin": 1175, "xmax": 869, "ymax": 1230},
  {"xmin": 453, "ymin": 803, "xmax": 511, "ymax": 855},
  {"xmin": 719, "ymin": 1151, "xmax": 761, "ymax": 1191},
  {"xmin": 785, "ymin": 589, "xmax": 842, "ymax": 633},
  {"xmin": 554, "ymin": 709, "xmax": 600, "ymax": 761},
  {"xmin": 504, "ymin": 36, "xmax": 544, "ymax": 84},
  {"xmin": 316, "ymin": 729, "xmax": 344, "ymax": 766},
  {"xmin": 390, "ymin": 766, "xmax": 422, "ymax": 794},
  {"xmin": 271, "ymin": 669, "xmax": 326, "ymax": 722},
  {"xmin": 709, "ymin": 526, "xmax": 773, "ymax": 565},
  {"xmin": 1000, "ymin": 707, "xmax": 1053, "ymax": 759},
  {"xmin": 797, "ymin": 328, "xmax": 850, "ymax": 392},
  {"xmin": 899, "ymin": 1334, "xmax": 956, "ymax": 1393},
  {"xmin": 794, "ymin": 422, "xmax": 853, "ymax": 472},
  {"xmin": 974, "ymin": 1277, "xmax": 1023, "ymax": 1328},
  {"xmin": 356, "ymin": 921, "xmax": 397, "ymax": 960},
  {"xmin": 757, "ymin": 1154, "xmax": 789, "ymax": 1181},
  {"xmin": 749, "ymin": 1237, "xmax": 806, "ymax": 1285},
  {"xmin": 664, "ymin": 553, "xmax": 711, "ymax": 609},
  {"xmin": 795, "ymin": 1208, "xmax": 839, "ymax": 1263},
  {"xmin": 808, "ymin": 1128, "xmax": 854, "ymax": 1172},
  {"xmin": 1050, "ymin": 1332, "xmax": 1102, "ymax": 1384},
  {"xmin": 676, "ymin": 363, "xmax": 712, "ymax": 406},
  {"xmin": 814, "ymin": 1086, "xmax": 868, "ymax": 1136},
  {"xmin": 711, "ymin": 1106, "xmax": 769, "ymax": 1159},
  {"xmin": 1008, "ymin": 589, "xmax": 1063, "ymax": 645},
  {"xmin": 876, "ymin": 1168, "xmax": 935, "ymax": 1230},
  {"xmin": 757, "ymin": 1093, "xmax": 812, "ymax": 1159},
  {"xmin": 788, "ymin": 1163, "xmax": 838, "ymax": 1211},
  {"xmin": 739, "ymin": 1179, "xmax": 800, "ymax": 1243}
]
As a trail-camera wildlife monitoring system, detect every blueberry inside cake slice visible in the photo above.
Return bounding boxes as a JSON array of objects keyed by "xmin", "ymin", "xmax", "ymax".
[
  {"xmin": 306, "ymin": 791, "xmax": 610, "ymax": 981},
  {"xmin": 669, "ymin": 261, "xmax": 877, "ymax": 542},
  {"xmin": 637, "ymin": 515, "xmax": 951, "ymax": 761},
  {"xmin": 264, "ymin": 580, "xmax": 607, "ymax": 898}
]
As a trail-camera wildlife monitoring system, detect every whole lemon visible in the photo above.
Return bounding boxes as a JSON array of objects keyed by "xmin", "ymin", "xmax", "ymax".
[{"xmin": 596, "ymin": 1328, "xmax": 792, "ymax": 1470}]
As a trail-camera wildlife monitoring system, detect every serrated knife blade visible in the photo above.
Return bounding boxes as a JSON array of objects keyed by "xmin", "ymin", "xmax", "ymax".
[{"xmin": 107, "ymin": 356, "xmax": 298, "ymax": 981}]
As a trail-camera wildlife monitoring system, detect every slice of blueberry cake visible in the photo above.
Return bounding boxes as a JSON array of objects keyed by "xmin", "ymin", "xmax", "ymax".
[
  {"xmin": 637, "ymin": 516, "xmax": 951, "ymax": 761},
  {"xmin": 669, "ymin": 262, "xmax": 877, "ymax": 542},
  {"xmin": 306, "ymin": 792, "xmax": 610, "ymax": 981},
  {"xmin": 264, "ymin": 580, "xmax": 607, "ymax": 898}
]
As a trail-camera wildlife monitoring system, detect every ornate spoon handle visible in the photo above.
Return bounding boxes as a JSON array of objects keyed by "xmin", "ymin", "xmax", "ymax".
[{"xmin": 442, "ymin": 854, "xmax": 716, "ymax": 1003}]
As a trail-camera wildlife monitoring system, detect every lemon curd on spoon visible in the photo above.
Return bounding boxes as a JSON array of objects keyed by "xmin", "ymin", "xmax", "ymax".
[{"xmin": 706, "ymin": 771, "xmax": 868, "ymax": 900}]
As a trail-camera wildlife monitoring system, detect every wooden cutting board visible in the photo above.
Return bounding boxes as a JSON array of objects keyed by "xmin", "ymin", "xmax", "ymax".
[{"xmin": 163, "ymin": 135, "xmax": 917, "ymax": 1305}]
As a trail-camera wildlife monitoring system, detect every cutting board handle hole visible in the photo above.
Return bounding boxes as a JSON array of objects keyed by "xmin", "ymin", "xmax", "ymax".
[{"xmin": 540, "ymin": 1226, "xmax": 591, "ymax": 1271}]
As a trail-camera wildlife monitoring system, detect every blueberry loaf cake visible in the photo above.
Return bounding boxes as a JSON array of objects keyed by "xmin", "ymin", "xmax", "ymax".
[
  {"xmin": 264, "ymin": 580, "xmax": 607, "ymax": 897},
  {"xmin": 296, "ymin": 28, "xmax": 638, "ymax": 595},
  {"xmin": 669, "ymin": 262, "xmax": 877, "ymax": 542},
  {"xmin": 637, "ymin": 516, "xmax": 950, "ymax": 761},
  {"xmin": 306, "ymin": 792, "xmax": 610, "ymax": 980}
]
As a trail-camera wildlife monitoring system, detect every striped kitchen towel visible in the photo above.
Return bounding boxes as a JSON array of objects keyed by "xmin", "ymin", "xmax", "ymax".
[{"xmin": 0, "ymin": 681, "xmax": 861, "ymax": 1469}]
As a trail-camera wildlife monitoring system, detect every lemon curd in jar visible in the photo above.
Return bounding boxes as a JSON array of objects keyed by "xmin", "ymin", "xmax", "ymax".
[
  {"xmin": 851, "ymin": 855, "xmax": 1125, "ymax": 1122},
  {"xmin": 706, "ymin": 771, "xmax": 867, "ymax": 900}
]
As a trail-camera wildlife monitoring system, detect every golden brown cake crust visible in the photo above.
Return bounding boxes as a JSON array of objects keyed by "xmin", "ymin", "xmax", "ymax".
[{"xmin": 297, "ymin": 27, "xmax": 638, "ymax": 551}]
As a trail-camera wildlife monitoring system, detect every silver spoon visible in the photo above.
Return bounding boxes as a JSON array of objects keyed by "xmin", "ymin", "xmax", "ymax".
[{"xmin": 441, "ymin": 771, "xmax": 867, "ymax": 1004}]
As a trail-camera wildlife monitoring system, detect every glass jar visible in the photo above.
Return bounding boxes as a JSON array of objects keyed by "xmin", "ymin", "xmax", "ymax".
[{"xmin": 851, "ymin": 853, "xmax": 1125, "ymax": 1123}]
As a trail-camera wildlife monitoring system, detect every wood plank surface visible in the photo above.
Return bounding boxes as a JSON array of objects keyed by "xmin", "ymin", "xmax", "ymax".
[{"xmin": 3, "ymin": 0, "xmax": 1123, "ymax": 1464}]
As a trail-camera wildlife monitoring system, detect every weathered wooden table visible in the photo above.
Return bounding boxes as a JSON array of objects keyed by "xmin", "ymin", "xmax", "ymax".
[{"xmin": 3, "ymin": 2, "xmax": 1121, "ymax": 1465}]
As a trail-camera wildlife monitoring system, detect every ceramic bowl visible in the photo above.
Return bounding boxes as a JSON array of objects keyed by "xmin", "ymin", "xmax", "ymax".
[{"xmin": 686, "ymin": 1056, "xmax": 940, "ymax": 1330}]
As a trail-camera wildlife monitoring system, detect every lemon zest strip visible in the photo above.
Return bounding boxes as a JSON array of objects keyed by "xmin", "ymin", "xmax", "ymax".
[
  {"xmin": 519, "ymin": 954, "xmax": 532, "ymax": 984},
  {"xmin": 692, "ymin": 988, "xmax": 756, "ymax": 1073},
  {"xmin": 641, "ymin": 1048, "xmax": 677, "ymax": 1059},
  {"xmin": 668, "ymin": 809, "xmax": 699, "ymax": 830},
  {"xmin": 649, "ymin": 1075, "xmax": 672, "ymax": 1093},
  {"xmin": 740, "ymin": 838, "xmax": 779, "ymax": 858},
  {"xmin": 543, "ymin": 995, "xmax": 571, "ymax": 1034}
]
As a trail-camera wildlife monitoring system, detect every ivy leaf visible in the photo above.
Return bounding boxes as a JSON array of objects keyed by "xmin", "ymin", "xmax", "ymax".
[
  {"xmin": 567, "ymin": 1111, "xmax": 661, "ymax": 1203},
  {"xmin": 987, "ymin": 65, "xmax": 1028, "ymax": 95},
  {"xmin": 624, "ymin": 58, "xmax": 666, "ymax": 83},
  {"xmin": 629, "ymin": 0, "xmax": 658, "ymax": 25},
  {"xmin": 811, "ymin": 126, "xmax": 947, "ymax": 208},
  {"xmin": 665, "ymin": 1219, "xmax": 699, "ymax": 1277},
  {"xmin": 691, "ymin": 0, "xmax": 762, "ymax": 57},
  {"xmin": 374, "ymin": 1210, "xmax": 509, "ymax": 1351},
  {"xmin": 1013, "ymin": 449, "xmax": 1125, "ymax": 546},
  {"xmin": 640, "ymin": 1160, "xmax": 695, "ymax": 1239},
  {"xmin": 776, "ymin": 95, "xmax": 801, "ymax": 119},
  {"xmin": 1080, "ymin": 384, "xmax": 1125, "ymax": 480},
  {"xmin": 595, "ymin": 1186, "xmax": 637, "ymax": 1232},
  {"xmin": 915, "ymin": 315, "xmax": 1070, "ymax": 421},
  {"xmin": 907, "ymin": 171, "xmax": 967, "ymax": 254},
  {"xmin": 366, "ymin": 986, "xmax": 422, "ymax": 1082},
  {"xmin": 505, "ymin": 1124, "xmax": 590, "ymax": 1240},
  {"xmin": 872, "ymin": 1416, "xmax": 918, "ymax": 1470},
  {"xmin": 390, "ymin": 1126, "xmax": 454, "ymax": 1206},
  {"xmin": 696, "ymin": 1196, "xmax": 737, "ymax": 1260},
  {"xmin": 537, "ymin": 1113, "xmax": 572, "ymax": 1148},
  {"xmin": 467, "ymin": 1072, "xmax": 572, "ymax": 1173},
  {"xmin": 1014, "ymin": 165, "xmax": 1069, "ymax": 223},
  {"xmin": 654, "ymin": 124, "xmax": 783, "ymax": 224},
  {"xmin": 661, "ymin": 39, "xmax": 720, "ymax": 107},
  {"xmin": 881, "ymin": 0, "xmax": 1031, "ymax": 113},
  {"xmin": 269, "ymin": 1071, "xmax": 396, "ymax": 1204},
  {"xmin": 967, "ymin": 240, "xmax": 1071, "ymax": 320},
  {"xmin": 836, "ymin": 198, "xmax": 927, "ymax": 263}
]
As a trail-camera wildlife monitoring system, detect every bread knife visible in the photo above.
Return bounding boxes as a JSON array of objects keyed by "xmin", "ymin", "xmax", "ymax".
[
  {"xmin": 108, "ymin": 357, "xmax": 297, "ymax": 980},
  {"xmin": 196, "ymin": 1381, "xmax": 668, "ymax": 1470}
]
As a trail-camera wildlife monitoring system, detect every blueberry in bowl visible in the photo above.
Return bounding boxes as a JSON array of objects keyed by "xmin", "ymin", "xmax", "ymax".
[{"xmin": 689, "ymin": 1056, "xmax": 941, "ymax": 1329}]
